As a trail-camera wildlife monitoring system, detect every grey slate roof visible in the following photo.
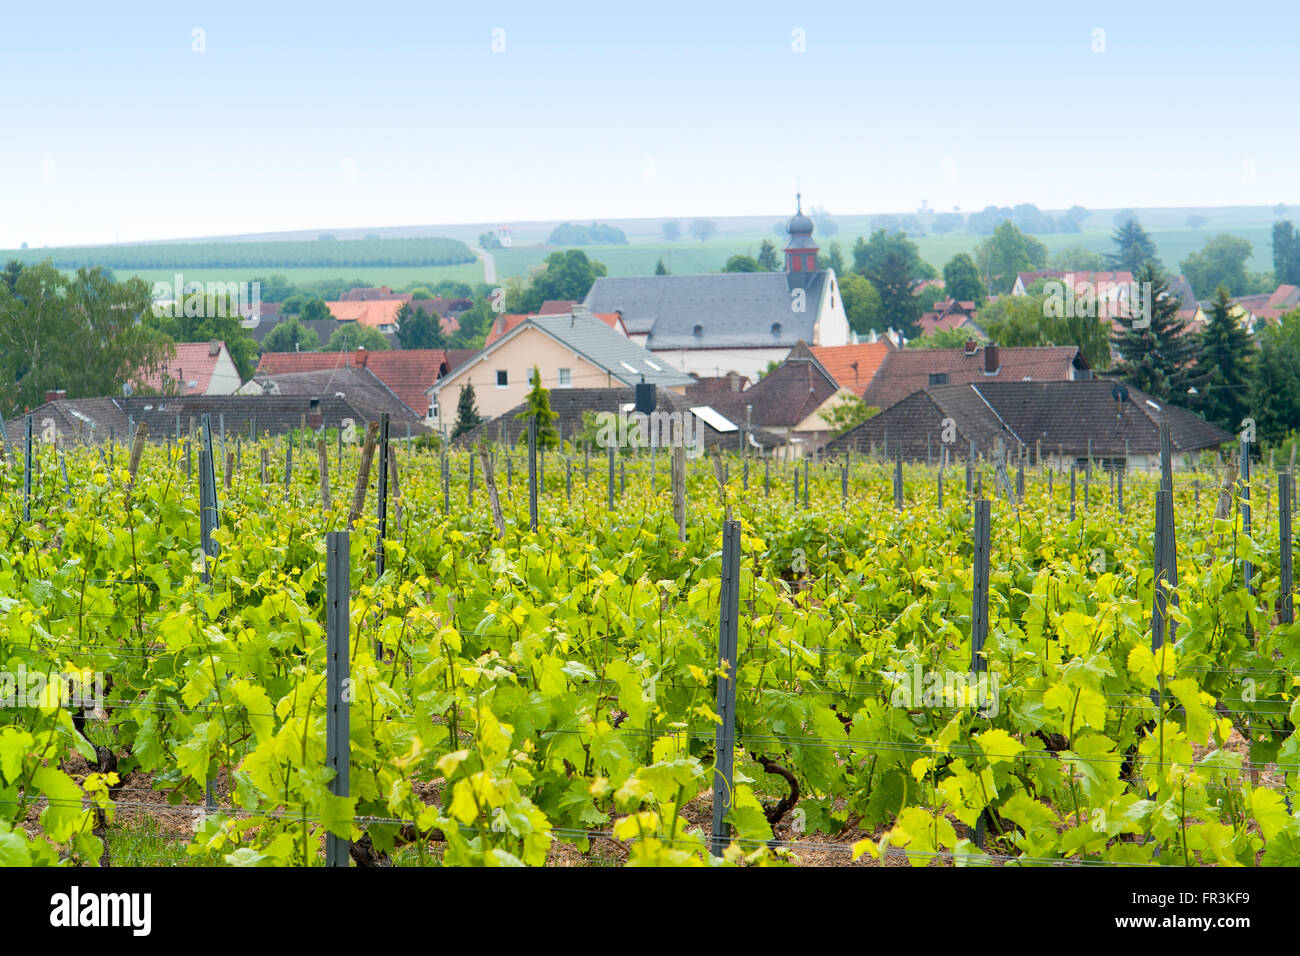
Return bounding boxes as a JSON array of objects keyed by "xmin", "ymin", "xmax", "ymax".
[
  {"xmin": 825, "ymin": 381, "xmax": 1233, "ymax": 460},
  {"xmin": 520, "ymin": 314, "xmax": 695, "ymax": 387},
  {"xmin": 583, "ymin": 272, "xmax": 830, "ymax": 350}
]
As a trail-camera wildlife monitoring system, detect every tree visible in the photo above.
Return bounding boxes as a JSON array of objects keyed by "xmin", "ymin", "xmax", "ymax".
[
  {"xmin": 942, "ymin": 253, "xmax": 986, "ymax": 307},
  {"xmin": 821, "ymin": 241, "xmax": 846, "ymax": 275},
  {"xmin": 1272, "ymin": 221, "xmax": 1300, "ymax": 286},
  {"xmin": 973, "ymin": 221, "xmax": 1047, "ymax": 293},
  {"xmin": 837, "ymin": 273, "xmax": 882, "ymax": 336},
  {"xmin": 323, "ymin": 323, "xmax": 390, "ymax": 352},
  {"xmin": 722, "ymin": 254, "xmax": 761, "ymax": 273},
  {"xmin": 1192, "ymin": 286, "xmax": 1255, "ymax": 431},
  {"xmin": 514, "ymin": 367, "xmax": 560, "ymax": 450},
  {"xmin": 451, "ymin": 382, "xmax": 481, "ymax": 439},
  {"xmin": 1185, "ymin": 214, "xmax": 1209, "ymax": 229},
  {"xmin": 1106, "ymin": 218, "xmax": 1160, "ymax": 272},
  {"xmin": 809, "ymin": 206, "xmax": 839, "ymax": 237},
  {"xmin": 654, "ymin": 258, "xmax": 669, "ymax": 275},
  {"xmin": 432, "ymin": 279, "xmax": 474, "ymax": 299},
  {"xmin": 478, "ymin": 231, "xmax": 502, "ymax": 249},
  {"xmin": 262, "ymin": 318, "xmax": 320, "ymax": 353},
  {"xmin": 1249, "ymin": 308, "xmax": 1300, "ymax": 442},
  {"xmin": 395, "ymin": 302, "xmax": 446, "ymax": 350},
  {"xmin": 0, "ymin": 263, "xmax": 169, "ymax": 413},
  {"xmin": 512, "ymin": 249, "xmax": 608, "ymax": 313},
  {"xmin": 931, "ymin": 213, "xmax": 964, "ymax": 234},
  {"xmin": 1048, "ymin": 245, "xmax": 1106, "ymax": 272},
  {"xmin": 1110, "ymin": 264, "xmax": 1195, "ymax": 403},
  {"xmin": 661, "ymin": 220, "xmax": 682, "ymax": 242},
  {"xmin": 300, "ymin": 298, "xmax": 331, "ymax": 322},
  {"xmin": 1113, "ymin": 209, "xmax": 1139, "ymax": 229},
  {"xmin": 908, "ymin": 327, "xmax": 980, "ymax": 349},
  {"xmin": 546, "ymin": 222, "xmax": 627, "ymax": 245},
  {"xmin": 448, "ymin": 294, "xmax": 494, "ymax": 349},
  {"xmin": 1180, "ymin": 234, "xmax": 1253, "ymax": 298},
  {"xmin": 977, "ymin": 290, "xmax": 1111, "ymax": 370},
  {"xmin": 248, "ymin": 274, "xmax": 296, "ymax": 302},
  {"xmin": 822, "ymin": 395, "xmax": 878, "ymax": 437},
  {"xmin": 689, "ymin": 219, "xmax": 717, "ymax": 242},
  {"xmin": 757, "ymin": 239, "xmax": 780, "ymax": 271},
  {"xmin": 852, "ymin": 229, "xmax": 929, "ymax": 336}
]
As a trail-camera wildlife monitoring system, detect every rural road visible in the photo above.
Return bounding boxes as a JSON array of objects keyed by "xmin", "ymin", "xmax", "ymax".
[{"xmin": 472, "ymin": 247, "xmax": 497, "ymax": 284}]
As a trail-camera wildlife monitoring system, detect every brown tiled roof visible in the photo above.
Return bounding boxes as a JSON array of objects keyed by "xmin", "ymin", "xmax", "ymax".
[
  {"xmin": 861, "ymin": 345, "xmax": 1084, "ymax": 411},
  {"xmin": 826, "ymin": 380, "xmax": 1232, "ymax": 460},
  {"xmin": 340, "ymin": 287, "xmax": 413, "ymax": 302},
  {"xmin": 808, "ymin": 342, "xmax": 893, "ymax": 397},
  {"xmin": 255, "ymin": 349, "xmax": 449, "ymax": 414},
  {"xmin": 697, "ymin": 346, "xmax": 840, "ymax": 429},
  {"xmin": 537, "ymin": 299, "xmax": 578, "ymax": 314},
  {"xmin": 6, "ymin": 395, "xmax": 428, "ymax": 445}
]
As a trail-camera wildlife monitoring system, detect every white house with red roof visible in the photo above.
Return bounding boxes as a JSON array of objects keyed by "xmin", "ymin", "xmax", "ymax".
[{"xmin": 136, "ymin": 341, "xmax": 241, "ymax": 395}]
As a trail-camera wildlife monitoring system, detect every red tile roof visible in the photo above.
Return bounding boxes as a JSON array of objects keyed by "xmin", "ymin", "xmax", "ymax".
[
  {"xmin": 137, "ymin": 341, "xmax": 229, "ymax": 395},
  {"xmin": 537, "ymin": 299, "xmax": 579, "ymax": 314},
  {"xmin": 808, "ymin": 342, "xmax": 893, "ymax": 397},
  {"xmin": 861, "ymin": 345, "xmax": 1084, "ymax": 411},
  {"xmin": 254, "ymin": 348, "xmax": 450, "ymax": 414},
  {"xmin": 326, "ymin": 299, "xmax": 406, "ymax": 328},
  {"xmin": 483, "ymin": 310, "xmax": 624, "ymax": 346}
]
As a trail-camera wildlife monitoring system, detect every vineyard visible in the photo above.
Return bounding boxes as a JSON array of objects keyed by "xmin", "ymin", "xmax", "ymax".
[{"xmin": 1, "ymin": 422, "xmax": 1298, "ymax": 869}]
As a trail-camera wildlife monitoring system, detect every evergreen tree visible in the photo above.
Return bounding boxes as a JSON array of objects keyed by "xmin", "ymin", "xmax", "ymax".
[
  {"xmin": 514, "ymin": 366, "xmax": 560, "ymax": 450},
  {"xmin": 654, "ymin": 258, "xmax": 669, "ymax": 275},
  {"xmin": 756, "ymin": 239, "xmax": 780, "ymax": 271},
  {"xmin": 1106, "ymin": 218, "xmax": 1160, "ymax": 272},
  {"xmin": 395, "ymin": 303, "xmax": 446, "ymax": 350},
  {"xmin": 1109, "ymin": 264, "xmax": 1195, "ymax": 403},
  {"xmin": 451, "ymin": 382, "xmax": 481, "ymax": 439},
  {"xmin": 1273, "ymin": 221, "xmax": 1300, "ymax": 286},
  {"xmin": 1193, "ymin": 285, "xmax": 1255, "ymax": 431}
]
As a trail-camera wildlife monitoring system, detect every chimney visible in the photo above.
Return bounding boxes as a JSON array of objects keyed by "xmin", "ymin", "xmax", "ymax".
[
  {"xmin": 571, "ymin": 303, "xmax": 591, "ymax": 319},
  {"xmin": 309, "ymin": 397, "xmax": 322, "ymax": 429},
  {"xmin": 354, "ymin": 347, "xmax": 367, "ymax": 368},
  {"xmin": 45, "ymin": 388, "xmax": 66, "ymax": 403},
  {"xmin": 964, "ymin": 339, "xmax": 978, "ymax": 356},
  {"xmin": 728, "ymin": 371, "xmax": 740, "ymax": 392},
  {"xmin": 984, "ymin": 344, "xmax": 1000, "ymax": 374},
  {"xmin": 208, "ymin": 339, "xmax": 221, "ymax": 357}
]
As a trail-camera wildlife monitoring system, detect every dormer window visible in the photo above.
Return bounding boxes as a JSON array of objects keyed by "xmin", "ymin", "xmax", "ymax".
[
  {"xmin": 771, "ymin": 322, "xmax": 782, "ymax": 336},
  {"xmin": 693, "ymin": 324, "xmax": 703, "ymax": 337}
]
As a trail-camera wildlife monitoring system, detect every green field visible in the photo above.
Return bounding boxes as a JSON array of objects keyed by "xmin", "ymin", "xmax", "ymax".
[{"xmin": 105, "ymin": 263, "xmax": 487, "ymax": 294}]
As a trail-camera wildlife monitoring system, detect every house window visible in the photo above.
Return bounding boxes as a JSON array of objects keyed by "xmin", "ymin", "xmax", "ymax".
[
  {"xmin": 928, "ymin": 373, "xmax": 949, "ymax": 386},
  {"xmin": 558, "ymin": 368, "xmax": 572, "ymax": 387},
  {"xmin": 428, "ymin": 398, "xmax": 438, "ymax": 419},
  {"xmin": 496, "ymin": 370, "xmax": 508, "ymax": 388}
]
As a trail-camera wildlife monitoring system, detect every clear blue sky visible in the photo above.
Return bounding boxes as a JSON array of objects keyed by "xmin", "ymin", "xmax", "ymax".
[{"xmin": 1, "ymin": 0, "xmax": 1295, "ymax": 247}]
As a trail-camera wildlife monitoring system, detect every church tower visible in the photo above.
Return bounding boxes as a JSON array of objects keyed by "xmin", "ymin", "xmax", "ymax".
[{"xmin": 784, "ymin": 193, "xmax": 818, "ymax": 272}]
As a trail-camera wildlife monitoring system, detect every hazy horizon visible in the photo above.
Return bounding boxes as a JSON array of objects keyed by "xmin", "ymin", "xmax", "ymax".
[{"xmin": 3, "ymin": 0, "xmax": 1296, "ymax": 249}]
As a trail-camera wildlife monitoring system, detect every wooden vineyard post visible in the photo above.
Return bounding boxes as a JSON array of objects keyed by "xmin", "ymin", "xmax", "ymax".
[
  {"xmin": 710, "ymin": 518, "xmax": 742, "ymax": 858},
  {"xmin": 672, "ymin": 443, "xmax": 687, "ymax": 542},
  {"xmin": 1070, "ymin": 466, "xmax": 1077, "ymax": 522},
  {"xmin": 348, "ymin": 421, "xmax": 380, "ymax": 527},
  {"xmin": 224, "ymin": 450, "xmax": 234, "ymax": 491},
  {"xmin": 565, "ymin": 455, "xmax": 572, "ymax": 505},
  {"xmin": 318, "ymin": 439, "xmax": 331, "ymax": 515},
  {"xmin": 284, "ymin": 433, "xmax": 293, "ymax": 502},
  {"xmin": 966, "ymin": 441, "xmax": 974, "ymax": 497},
  {"xmin": 803, "ymin": 457, "xmax": 810, "ymax": 509},
  {"xmin": 325, "ymin": 530, "xmax": 351, "ymax": 868},
  {"xmin": 479, "ymin": 444, "xmax": 506, "ymax": 540},
  {"xmin": 764, "ymin": 457, "xmax": 770, "ymax": 496},
  {"xmin": 442, "ymin": 453, "xmax": 450, "ymax": 516},
  {"xmin": 375, "ymin": 414, "xmax": 390, "ymax": 581},
  {"xmin": 1117, "ymin": 466, "xmax": 1124, "ymax": 515},
  {"xmin": 468, "ymin": 452, "xmax": 475, "ymax": 509},
  {"xmin": 260, "ymin": 447, "xmax": 269, "ymax": 485},
  {"xmin": 842, "ymin": 459, "xmax": 849, "ymax": 504},
  {"xmin": 387, "ymin": 443, "xmax": 401, "ymax": 538},
  {"xmin": 127, "ymin": 423, "xmax": 148, "ymax": 492},
  {"xmin": 893, "ymin": 454, "xmax": 903, "ymax": 510},
  {"xmin": 971, "ymin": 499, "xmax": 991, "ymax": 674}
]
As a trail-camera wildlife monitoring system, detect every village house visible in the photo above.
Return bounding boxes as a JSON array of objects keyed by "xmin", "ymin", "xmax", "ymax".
[
  {"xmin": 427, "ymin": 311, "xmax": 695, "ymax": 436},
  {"xmin": 135, "ymin": 341, "xmax": 242, "ymax": 396}
]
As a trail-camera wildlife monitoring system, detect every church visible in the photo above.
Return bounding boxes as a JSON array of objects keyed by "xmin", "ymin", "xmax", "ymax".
[{"xmin": 581, "ymin": 197, "xmax": 851, "ymax": 381}]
